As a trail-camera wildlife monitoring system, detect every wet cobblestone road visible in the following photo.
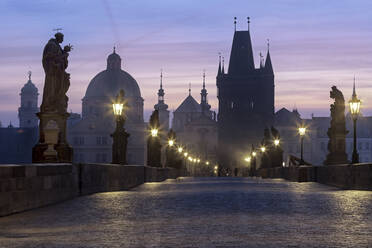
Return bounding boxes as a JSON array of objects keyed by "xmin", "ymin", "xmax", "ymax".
[{"xmin": 0, "ymin": 177, "xmax": 372, "ymax": 248}]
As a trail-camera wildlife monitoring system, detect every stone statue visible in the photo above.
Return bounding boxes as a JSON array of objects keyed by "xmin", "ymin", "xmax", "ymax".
[
  {"xmin": 33, "ymin": 32, "xmax": 73, "ymax": 163},
  {"xmin": 324, "ymin": 86, "xmax": 349, "ymax": 165},
  {"xmin": 41, "ymin": 32, "xmax": 73, "ymax": 113}
]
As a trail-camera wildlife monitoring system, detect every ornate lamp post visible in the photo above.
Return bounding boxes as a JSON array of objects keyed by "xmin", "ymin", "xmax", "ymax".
[
  {"xmin": 147, "ymin": 110, "xmax": 162, "ymax": 167},
  {"xmin": 298, "ymin": 127, "xmax": 307, "ymax": 164},
  {"xmin": 111, "ymin": 90, "xmax": 129, "ymax": 165},
  {"xmin": 349, "ymin": 83, "xmax": 361, "ymax": 163},
  {"xmin": 274, "ymin": 139, "xmax": 280, "ymax": 147}
]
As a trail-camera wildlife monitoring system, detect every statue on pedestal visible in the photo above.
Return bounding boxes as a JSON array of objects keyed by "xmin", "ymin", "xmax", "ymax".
[
  {"xmin": 324, "ymin": 86, "xmax": 349, "ymax": 165},
  {"xmin": 32, "ymin": 32, "xmax": 73, "ymax": 163}
]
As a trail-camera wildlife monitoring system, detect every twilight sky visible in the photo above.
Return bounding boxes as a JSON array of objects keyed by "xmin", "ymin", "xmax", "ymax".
[{"xmin": 1, "ymin": 0, "xmax": 372, "ymax": 126}]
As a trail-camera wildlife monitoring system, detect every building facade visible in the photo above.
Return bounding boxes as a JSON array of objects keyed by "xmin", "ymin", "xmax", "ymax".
[
  {"xmin": 172, "ymin": 76, "xmax": 218, "ymax": 164},
  {"xmin": 68, "ymin": 49, "xmax": 146, "ymax": 164}
]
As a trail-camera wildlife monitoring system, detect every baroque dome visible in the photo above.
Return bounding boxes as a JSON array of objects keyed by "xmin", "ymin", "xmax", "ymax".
[{"xmin": 84, "ymin": 50, "xmax": 141, "ymax": 99}]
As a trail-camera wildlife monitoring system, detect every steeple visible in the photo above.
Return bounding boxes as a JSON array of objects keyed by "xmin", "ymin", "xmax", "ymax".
[
  {"xmin": 201, "ymin": 71, "xmax": 211, "ymax": 115},
  {"xmin": 154, "ymin": 70, "xmax": 168, "ymax": 111},
  {"xmin": 189, "ymin": 83, "xmax": 191, "ymax": 96},
  {"xmin": 19, "ymin": 71, "xmax": 39, "ymax": 128},
  {"xmin": 222, "ymin": 57, "xmax": 225, "ymax": 74},
  {"xmin": 264, "ymin": 40, "xmax": 273, "ymax": 74},
  {"xmin": 217, "ymin": 54, "xmax": 222, "ymax": 76},
  {"xmin": 228, "ymin": 17, "xmax": 255, "ymax": 75},
  {"xmin": 157, "ymin": 69, "xmax": 165, "ymax": 104}
]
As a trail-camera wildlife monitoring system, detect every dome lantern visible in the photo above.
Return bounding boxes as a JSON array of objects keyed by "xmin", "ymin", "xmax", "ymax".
[{"xmin": 107, "ymin": 47, "xmax": 122, "ymax": 70}]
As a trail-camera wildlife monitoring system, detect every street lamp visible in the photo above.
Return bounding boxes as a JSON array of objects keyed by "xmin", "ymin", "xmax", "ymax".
[
  {"xmin": 111, "ymin": 89, "xmax": 129, "ymax": 165},
  {"xmin": 178, "ymin": 147, "xmax": 183, "ymax": 153},
  {"xmin": 168, "ymin": 139, "xmax": 175, "ymax": 147},
  {"xmin": 349, "ymin": 82, "xmax": 361, "ymax": 163},
  {"xmin": 151, "ymin": 128, "xmax": 158, "ymax": 137},
  {"xmin": 252, "ymin": 151, "xmax": 257, "ymax": 157},
  {"xmin": 298, "ymin": 126, "xmax": 307, "ymax": 164},
  {"xmin": 244, "ymin": 156, "xmax": 251, "ymax": 163},
  {"xmin": 274, "ymin": 139, "xmax": 280, "ymax": 146},
  {"xmin": 260, "ymin": 146, "xmax": 266, "ymax": 153},
  {"xmin": 205, "ymin": 161, "xmax": 209, "ymax": 165},
  {"xmin": 184, "ymin": 152, "xmax": 188, "ymax": 157}
]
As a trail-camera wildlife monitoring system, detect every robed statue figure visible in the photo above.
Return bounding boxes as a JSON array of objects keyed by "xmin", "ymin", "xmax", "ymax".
[
  {"xmin": 41, "ymin": 32, "xmax": 72, "ymax": 113},
  {"xmin": 33, "ymin": 32, "xmax": 73, "ymax": 163}
]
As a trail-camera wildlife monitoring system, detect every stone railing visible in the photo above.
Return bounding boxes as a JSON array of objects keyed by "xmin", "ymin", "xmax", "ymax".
[
  {"xmin": 0, "ymin": 163, "xmax": 184, "ymax": 217},
  {"xmin": 259, "ymin": 163, "xmax": 372, "ymax": 190}
]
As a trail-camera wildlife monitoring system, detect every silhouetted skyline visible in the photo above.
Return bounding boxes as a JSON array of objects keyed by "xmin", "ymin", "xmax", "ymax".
[{"xmin": 1, "ymin": 0, "xmax": 372, "ymax": 125}]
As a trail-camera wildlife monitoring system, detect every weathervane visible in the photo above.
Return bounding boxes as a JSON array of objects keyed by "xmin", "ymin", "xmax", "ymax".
[{"xmin": 28, "ymin": 71, "xmax": 32, "ymax": 80}]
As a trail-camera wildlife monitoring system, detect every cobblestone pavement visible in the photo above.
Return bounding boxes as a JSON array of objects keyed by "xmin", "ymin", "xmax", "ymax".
[{"xmin": 0, "ymin": 177, "xmax": 372, "ymax": 248}]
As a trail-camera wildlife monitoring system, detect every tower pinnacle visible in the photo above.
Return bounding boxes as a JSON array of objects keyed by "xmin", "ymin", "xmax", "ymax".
[{"xmin": 234, "ymin": 17, "xmax": 237, "ymax": 31}]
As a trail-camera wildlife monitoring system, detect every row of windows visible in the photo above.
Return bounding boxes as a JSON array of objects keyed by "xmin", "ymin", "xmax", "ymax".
[{"xmin": 73, "ymin": 136, "xmax": 109, "ymax": 146}]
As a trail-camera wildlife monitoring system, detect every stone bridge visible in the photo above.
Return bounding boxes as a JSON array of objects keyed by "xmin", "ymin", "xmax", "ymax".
[{"xmin": 0, "ymin": 164, "xmax": 372, "ymax": 247}]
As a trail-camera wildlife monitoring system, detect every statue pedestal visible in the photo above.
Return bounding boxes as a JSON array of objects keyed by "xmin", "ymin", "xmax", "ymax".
[{"xmin": 32, "ymin": 112, "xmax": 73, "ymax": 163}]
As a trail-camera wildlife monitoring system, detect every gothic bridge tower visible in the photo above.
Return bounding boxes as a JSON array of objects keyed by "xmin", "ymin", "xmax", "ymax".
[{"xmin": 217, "ymin": 18, "xmax": 274, "ymax": 170}]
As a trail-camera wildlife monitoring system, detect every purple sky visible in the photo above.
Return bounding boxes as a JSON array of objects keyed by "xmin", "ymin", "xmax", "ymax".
[{"xmin": 1, "ymin": 0, "xmax": 372, "ymax": 126}]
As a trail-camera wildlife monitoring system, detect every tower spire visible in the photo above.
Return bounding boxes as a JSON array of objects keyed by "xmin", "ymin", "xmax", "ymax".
[
  {"xmin": 28, "ymin": 71, "xmax": 32, "ymax": 81},
  {"xmin": 203, "ymin": 69, "xmax": 206, "ymax": 89},
  {"xmin": 113, "ymin": 46, "xmax": 116, "ymax": 53},
  {"xmin": 218, "ymin": 53, "xmax": 222, "ymax": 75},
  {"xmin": 189, "ymin": 83, "xmax": 191, "ymax": 96},
  {"xmin": 157, "ymin": 69, "xmax": 165, "ymax": 104},
  {"xmin": 247, "ymin": 17, "xmax": 250, "ymax": 31},
  {"xmin": 160, "ymin": 69, "xmax": 163, "ymax": 89},
  {"xmin": 234, "ymin": 17, "xmax": 237, "ymax": 32},
  {"xmin": 222, "ymin": 57, "xmax": 225, "ymax": 74}
]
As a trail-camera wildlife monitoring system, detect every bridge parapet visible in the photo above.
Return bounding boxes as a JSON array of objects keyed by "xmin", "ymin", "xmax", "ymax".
[
  {"xmin": 0, "ymin": 164, "xmax": 183, "ymax": 217},
  {"xmin": 259, "ymin": 164, "xmax": 372, "ymax": 190}
]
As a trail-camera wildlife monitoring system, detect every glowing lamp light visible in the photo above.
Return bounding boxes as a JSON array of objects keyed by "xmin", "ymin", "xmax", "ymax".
[
  {"xmin": 112, "ymin": 103, "xmax": 124, "ymax": 116},
  {"xmin": 252, "ymin": 152, "xmax": 257, "ymax": 157},
  {"xmin": 214, "ymin": 165, "xmax": 218, "ymax": 170},
  {"xmin": 184, "ymin": 152, "xmax": 188, "ymax": 157},
  {"xmin": 197, "ymin": 159, "xmax": 200, "ymax": 163},
  {"xmin": 244, "ymin": 156, "xmax": 251, "ymax": 162},
  {"xmin": 274, "ymin": 139, "xmax": 280, "ymax": 146},
  {"xmin": 205, "ymin": 161, "xmax": 209, "ymax": 165},
  {"xmin": 168, "ymin": 140, "xmax": 175, "ymax": 147},
  {"xmin": 178, "ymin": 147, "xmax": 183, "ymax": 153},
  {"xmin": 260, "ymin": 146, "xmax": 266, "ymax": 153},
  {"xmin": 349, "ymin": 96, "xmax": 361, "ymax": 120},
  {"xmin": 151, "ymin": 129, "xmax": 158, "ymax": 137},
  {"xmin": 188, "ymin": 156, "xmax": 192, "ymax": 161},
  {"xmin": 298, "ymin": 127, "xmax": 306, "ymax": 136}
]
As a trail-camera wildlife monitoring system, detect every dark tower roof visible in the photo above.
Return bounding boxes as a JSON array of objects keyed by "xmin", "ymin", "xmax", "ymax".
[
  {"xmin": 228, "ymin": 31, "xmax": 254, "ymax": 75},
  {"xmin": 265, "ymin": 50, "xmax": 273, "ymax": 74}
]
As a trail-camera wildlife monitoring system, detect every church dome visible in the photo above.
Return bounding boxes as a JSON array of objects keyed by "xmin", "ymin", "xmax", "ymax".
[{"xmin": 84, "ymin": 50, "xmax": 141, "ymax": 98}]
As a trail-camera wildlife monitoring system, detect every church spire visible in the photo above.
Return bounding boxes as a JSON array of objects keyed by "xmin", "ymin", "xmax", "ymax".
[
  {"xmin": 218, "ymin": 53, "xmax": 222, "ymax": 76},
  {"xmin": 200, "ymin": 70, "xmax": 211, "ymax": 115},
  {"xmin": 157, "ymin": 69, "xmax": 165, "ymax": 104},
  {"xmin": 189, "ymin": 83, "xmax": 191, "ymax": 96}
]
